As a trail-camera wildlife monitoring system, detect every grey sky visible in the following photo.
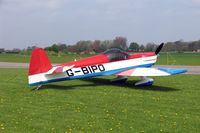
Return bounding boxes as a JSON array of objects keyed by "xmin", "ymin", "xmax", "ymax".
[{"xmin": 1, "ymin": 0, "xmax": 200, "ymax": 49}]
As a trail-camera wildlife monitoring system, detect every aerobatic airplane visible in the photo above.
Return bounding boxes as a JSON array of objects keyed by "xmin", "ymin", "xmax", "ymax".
[{"xmin": 28, "ymin": 43, "xmax": 187, "ymax": 89}]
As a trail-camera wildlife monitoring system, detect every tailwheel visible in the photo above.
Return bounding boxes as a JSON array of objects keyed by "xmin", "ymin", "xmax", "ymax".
[
  {"xmin": 111, "ymin": 76, "xmax": 128, "ymax": 83},
  {"xmin": 135, "ymin": 77, "xmax": 154, "ymax": 86}
]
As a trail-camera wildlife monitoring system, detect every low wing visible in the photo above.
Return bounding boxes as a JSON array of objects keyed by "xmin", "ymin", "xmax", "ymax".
[{"xmin": 116, "ymin": 67, "xmax": 187, "ymax": 76}]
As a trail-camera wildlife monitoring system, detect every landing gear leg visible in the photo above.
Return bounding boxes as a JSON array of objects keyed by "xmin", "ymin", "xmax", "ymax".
[
  {"xmin": 111, "ymin": 76, "xmax": 128, "ymax": 83},
  {"xmin": 31, "ymin": 85, "xmax": 42, "ymax": 90},
  {"xmin": 135, "ymin": 76, "xmax": 154, "ymax": 86}
]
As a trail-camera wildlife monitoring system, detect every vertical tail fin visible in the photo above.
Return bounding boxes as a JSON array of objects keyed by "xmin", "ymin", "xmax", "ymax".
[{"xmin": 29, "ymin": 48, "xmax": 52, "ymax": 76}]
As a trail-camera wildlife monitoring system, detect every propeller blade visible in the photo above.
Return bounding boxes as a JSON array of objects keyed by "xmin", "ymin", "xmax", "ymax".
[{"xmin": 155, "ymin": 43, "xmax": 164, "ymax": 55}]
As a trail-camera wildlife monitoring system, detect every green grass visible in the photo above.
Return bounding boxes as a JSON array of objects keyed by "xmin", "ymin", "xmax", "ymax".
[
  {"xmin": 0, "ymin": 68, "xmax": 199, "ymax": 133},
  {"xmin": 157, "ymin": 53, "xmax": 200, "ymax": 66},
  {"xmin": 0, "ymin": 52, "xmax": 200, "ymax": 65},
  {"xmin": 0, "ymin": 54, "xmax": 90, "ymax": 64}
]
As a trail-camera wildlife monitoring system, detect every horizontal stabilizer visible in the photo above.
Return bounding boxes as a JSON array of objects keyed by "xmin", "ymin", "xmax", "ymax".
[{"xmin": 116, "ymin": 67, "xmax": 187, "ymax": 76}]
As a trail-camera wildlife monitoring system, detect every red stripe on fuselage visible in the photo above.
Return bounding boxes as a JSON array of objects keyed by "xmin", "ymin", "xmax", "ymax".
[
  {"xmin": 59, "ymin": 54, "xmax": 110, "ymax": 68},
  {"xmin": 128, "ymin": 52, "xmax": 155, "ymax": 59},
  {"xmin": 58, "ymin": 52, "xmax": 156, "ymax": 68}
]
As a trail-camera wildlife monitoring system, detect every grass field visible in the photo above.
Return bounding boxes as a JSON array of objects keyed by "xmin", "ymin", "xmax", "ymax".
[
  {"xmin": 0, "ymin": 68, "xmax": 199, "ymax": 133},
  {"xmin": 157, "ymin": 53, "xmax": 200, "ymax": 66},
  {"xmin": 0, "ymin": 54, "xmax": 90, "ymax": 64},
  {"xmin": 0, "ymin": 52, "xmax": 200, "ymax": 65}
]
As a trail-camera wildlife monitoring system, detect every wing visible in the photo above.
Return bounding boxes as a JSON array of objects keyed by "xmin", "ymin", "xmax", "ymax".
[{"xmin": 116, "ymin": 67, "xmax": 187, "ymax": 76}]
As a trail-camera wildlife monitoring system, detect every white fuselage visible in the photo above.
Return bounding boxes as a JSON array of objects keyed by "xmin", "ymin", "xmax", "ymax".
[{"xmin": 29, "ymin": 55, "xmax": 157, "ymax": 86}]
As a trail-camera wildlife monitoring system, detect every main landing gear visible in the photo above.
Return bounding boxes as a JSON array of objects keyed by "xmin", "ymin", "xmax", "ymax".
[
  {"xmin": 111, "ymin": 76, "xmax": 154, "ymax": 86},
  {"xmin": 111, "ymin": 76, "xmax": 128, "ymax": 83},
  {"xmin": 135, "ymin": 76, "xmax": 154, "ymax": 86}
]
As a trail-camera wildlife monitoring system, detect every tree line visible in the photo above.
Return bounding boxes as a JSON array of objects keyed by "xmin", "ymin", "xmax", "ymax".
[
  {"xmin": 44, "ymin": 37, "xmax": 200, "ymax": 54},
  {"xmin": 44, "ymin": 37, "xmax": 128, "ymax": 54},
  {"xmin": 1, "ymin": 37, "xmax": 200, "ymax": 54}
]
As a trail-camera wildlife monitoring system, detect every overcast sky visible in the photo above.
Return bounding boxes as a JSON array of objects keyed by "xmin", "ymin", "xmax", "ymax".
[{"xmin": 1, "ymin": 0, "xmax": 200, "ymax": 49}]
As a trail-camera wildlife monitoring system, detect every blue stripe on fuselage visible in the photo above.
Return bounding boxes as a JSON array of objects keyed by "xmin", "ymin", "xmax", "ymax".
[{"xmin": 29, "ymin": 63, "xmax": 154, "ymax": 86}]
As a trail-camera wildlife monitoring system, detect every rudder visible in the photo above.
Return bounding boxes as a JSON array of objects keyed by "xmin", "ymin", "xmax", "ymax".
[{"xmin": 29, "ymin": 48, "xmax": 52, "ymax": 76}]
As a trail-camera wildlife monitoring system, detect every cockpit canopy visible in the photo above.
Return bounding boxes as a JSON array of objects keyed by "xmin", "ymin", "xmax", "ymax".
[{"xmin": 104, "ymin": 48, "xmax": 129, "ymax": 62}]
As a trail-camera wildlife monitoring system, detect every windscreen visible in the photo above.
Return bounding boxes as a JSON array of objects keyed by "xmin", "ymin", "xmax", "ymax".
[{"xmin": 104, "ymin": 48, "xmax": 129, "ymax": 62}]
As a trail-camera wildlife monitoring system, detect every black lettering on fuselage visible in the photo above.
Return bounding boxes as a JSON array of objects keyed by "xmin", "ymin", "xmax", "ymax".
[
  {"xmin": 66, "ymin": 64, "xmax": 105, "ymax": 77},
  {"xmin": 88, "ymin": 66, "xmax": 93, "ymax": 73},
  {"xmin": 81, "ymin": 67, "xmax": 90, "ymax": 74},
  {"xmin": 98, "ymin": 64, "xmax": 105, "ymax": 71},
  {"xmin": 91, "ymin": 65, "xmax": 98, "ymax": 72},
  {"xmin": 66, "ymin": 69, "xmax": 74, "ymax": 76},
  {"xmin": 81, "ymin": 64, "xmax": 105, "ymax": 75}
]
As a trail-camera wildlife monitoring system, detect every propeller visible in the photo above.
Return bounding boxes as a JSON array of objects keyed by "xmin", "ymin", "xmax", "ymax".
[{"xmin": 155, "ymin": 43, "xmax": 164, "ymax": 55}]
